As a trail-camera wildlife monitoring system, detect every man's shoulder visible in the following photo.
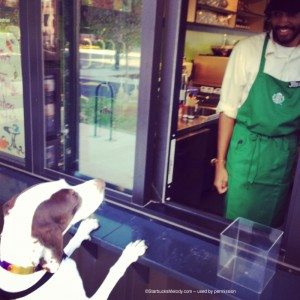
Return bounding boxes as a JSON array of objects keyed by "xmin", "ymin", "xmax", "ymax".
[{"xmin": 236, "ymin": 33, "xmax": 266, "ymax": 49}]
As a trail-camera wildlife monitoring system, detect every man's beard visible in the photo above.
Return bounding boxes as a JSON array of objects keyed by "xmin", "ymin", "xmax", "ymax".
[{"xmin": 272, "ymin": 25, "xmax": 300, "ymax": 46}]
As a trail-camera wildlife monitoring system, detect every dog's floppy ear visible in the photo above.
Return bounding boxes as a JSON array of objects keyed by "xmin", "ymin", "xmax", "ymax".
[
  {"xmin": 32, "ymin": 223, "xmax": 63, "ymax": 265},
  {"xmin": 32, "ymin": 188, "xmax": 81, "ymax": 264}
]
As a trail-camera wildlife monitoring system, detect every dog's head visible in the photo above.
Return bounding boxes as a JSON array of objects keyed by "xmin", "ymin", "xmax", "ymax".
[{"xmin": 0, "ymin": 179, "xmax": 105, "ymax": 273}]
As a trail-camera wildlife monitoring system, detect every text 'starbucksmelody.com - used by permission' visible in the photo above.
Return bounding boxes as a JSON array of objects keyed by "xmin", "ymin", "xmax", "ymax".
[{"xmin": 145, "ymin": 289, "xmax": 236, "ymax": 295}]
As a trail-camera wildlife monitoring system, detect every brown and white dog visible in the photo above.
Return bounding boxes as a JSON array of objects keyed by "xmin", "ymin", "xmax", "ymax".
[{"xmin": 0, "ymin": 179, "xmax": 147, "ymax": 299}]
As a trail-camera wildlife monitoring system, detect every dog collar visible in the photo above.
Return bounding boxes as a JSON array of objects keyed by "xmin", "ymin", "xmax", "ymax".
[
  {"xmin": 0, "ymin": 260, "xmax": 43, "ymax": 275},
  {"xmin": 0, "ymin": 253, "xmax": 68, "ymax": 299}
]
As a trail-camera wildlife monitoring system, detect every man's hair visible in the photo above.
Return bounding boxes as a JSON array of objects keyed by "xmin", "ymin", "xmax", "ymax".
[{"xmin": 265, "ymin": 0, "xmax": 300, "ymax": 16}]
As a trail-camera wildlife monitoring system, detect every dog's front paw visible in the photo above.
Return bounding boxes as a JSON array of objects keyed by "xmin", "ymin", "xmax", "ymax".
[
  {"xmin": 121, "ymin": 240, "xmax": 147, "ymax": 263},
  {"xmin": 75, "ymin": 218, "xmax": 99, "ymax": 242}
]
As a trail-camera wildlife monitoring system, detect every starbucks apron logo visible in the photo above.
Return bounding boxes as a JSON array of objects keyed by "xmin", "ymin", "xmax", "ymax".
[{"xmin": 272, "ymin": 92, "xmax": 285, "ymax": 105}]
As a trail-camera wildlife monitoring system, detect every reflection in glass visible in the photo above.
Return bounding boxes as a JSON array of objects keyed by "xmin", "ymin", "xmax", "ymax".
[
  {"xmin": 79, "ymin": 1, "xmax": 142, "ymax": 190},
  {"xmin": 42, "ymin": 0, "xmax": 143, "ymax": 191}
]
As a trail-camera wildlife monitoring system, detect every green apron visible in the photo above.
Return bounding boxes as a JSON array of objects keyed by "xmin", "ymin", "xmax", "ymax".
[{"xmin": 225, "ymin": 34, "xmax": 300, "ymax": 226}]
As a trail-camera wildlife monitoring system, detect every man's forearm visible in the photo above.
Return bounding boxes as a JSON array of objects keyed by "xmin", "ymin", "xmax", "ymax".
[
  {"xmin": 213, "ymin": 112, "xmax": 235, "ymax": 193},
  {"xmin": 217, "ymin": 112, "xmax": 235, "ymax": 162}
]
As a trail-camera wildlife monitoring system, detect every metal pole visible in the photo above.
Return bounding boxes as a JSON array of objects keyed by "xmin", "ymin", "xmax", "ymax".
[
  {"xmin": 94, "ymin": 83, "xmax": 102, "ymax": 137},
  {"xmin": 94, "ymin": 82, "xmax": 114, "ymax": 139},
  {"xmin": 107, "ymin": 82, "xmax": 114, "ymax": 141}
]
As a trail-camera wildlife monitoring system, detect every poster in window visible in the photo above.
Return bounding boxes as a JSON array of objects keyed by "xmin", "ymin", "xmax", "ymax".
[
  {"xmin": 42, "ymin": 0, "xmax": 59, "ymax": 61},
  {"xmin": 0, "ymin": 0, "xmax": 19, "ymax": 8},
  {"xmin": 0, "ymin": 4, "xmax": 25, "ymax": 159},
  {"xmin": 84, "ymin": 0, "xmax": 132, "ymax": 12}
]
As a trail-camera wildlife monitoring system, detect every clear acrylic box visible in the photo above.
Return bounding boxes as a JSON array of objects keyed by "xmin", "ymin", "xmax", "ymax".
[{"xmin": 218, "ymin": 217, "xmax": 283, "ymax": 293}]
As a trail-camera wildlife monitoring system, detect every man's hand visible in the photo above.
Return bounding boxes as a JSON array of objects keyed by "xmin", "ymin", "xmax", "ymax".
[{"xmin": 214, "ymin": 162, "xmax": 228, "ymax": 194}]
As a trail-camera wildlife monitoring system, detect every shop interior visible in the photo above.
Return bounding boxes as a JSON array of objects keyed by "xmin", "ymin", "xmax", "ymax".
[{"xmin": 167, "ymin": 0, "xmax": 268, "ymax": 218}]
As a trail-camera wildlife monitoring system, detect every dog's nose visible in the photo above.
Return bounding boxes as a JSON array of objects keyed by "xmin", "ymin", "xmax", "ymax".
[{"xmin": 95, "ymin": 179, "xmax": 105, "ymax": 191}]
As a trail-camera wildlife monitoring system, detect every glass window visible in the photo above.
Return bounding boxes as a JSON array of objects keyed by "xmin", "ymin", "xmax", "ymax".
[
  {"xmin": 0, "ymin": 0, "xmax": 25, "ymax": 160},
  {"xmin": 42, "ymin": 0, "xmax": 143, "ymax": 191}
]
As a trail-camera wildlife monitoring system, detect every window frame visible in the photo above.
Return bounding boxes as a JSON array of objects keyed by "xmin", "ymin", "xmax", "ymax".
[
  {"xmin": 132, "ymin": 0, "xmax": 166, "ymax": 205},
  {"xmin": 20, "ymin": 0, "xmax": 167, "ymax": 201}
]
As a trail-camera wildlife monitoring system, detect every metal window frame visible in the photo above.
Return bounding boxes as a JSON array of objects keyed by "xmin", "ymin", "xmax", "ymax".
[
  {"xmin": 23, "ymin": 0, "xmax": 45, "ymax": 175},
  {"xmin": 150, "ymin": 0, "xmax": 186, "ymax": 203},
  {"xmin": 62, "ymin": 0, "xmax": 80, "ymax": 174},
  {"xmin": 131, "ymin": 0, "xmax": 166, "ymax": 205},
  {"xmin": 19, "ymin": 0, "xmax": 166, "ymax": 202},
  {"xmin": 283, "ymin": 155, "xmax": 300, "ymax": 268},
  {"xmin": 20, "ymin": 0, "xmax": 34, "ymax": 172}
]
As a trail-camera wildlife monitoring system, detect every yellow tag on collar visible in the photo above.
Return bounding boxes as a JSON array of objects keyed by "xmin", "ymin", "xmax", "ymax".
[{"xmin": 7, "ymin": 264, "xmax": 36, "ymax": 275}]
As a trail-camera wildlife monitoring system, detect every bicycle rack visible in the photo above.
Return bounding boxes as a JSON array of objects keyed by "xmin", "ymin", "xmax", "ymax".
[{"xmin": 94, "ymin": 82, "xmax": 114, "ymax": 140}]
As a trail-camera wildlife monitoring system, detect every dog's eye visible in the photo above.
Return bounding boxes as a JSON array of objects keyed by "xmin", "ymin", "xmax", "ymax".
[{"xmin": 54, "ymin": 216, "xmax": 65, "ymax": 224}]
